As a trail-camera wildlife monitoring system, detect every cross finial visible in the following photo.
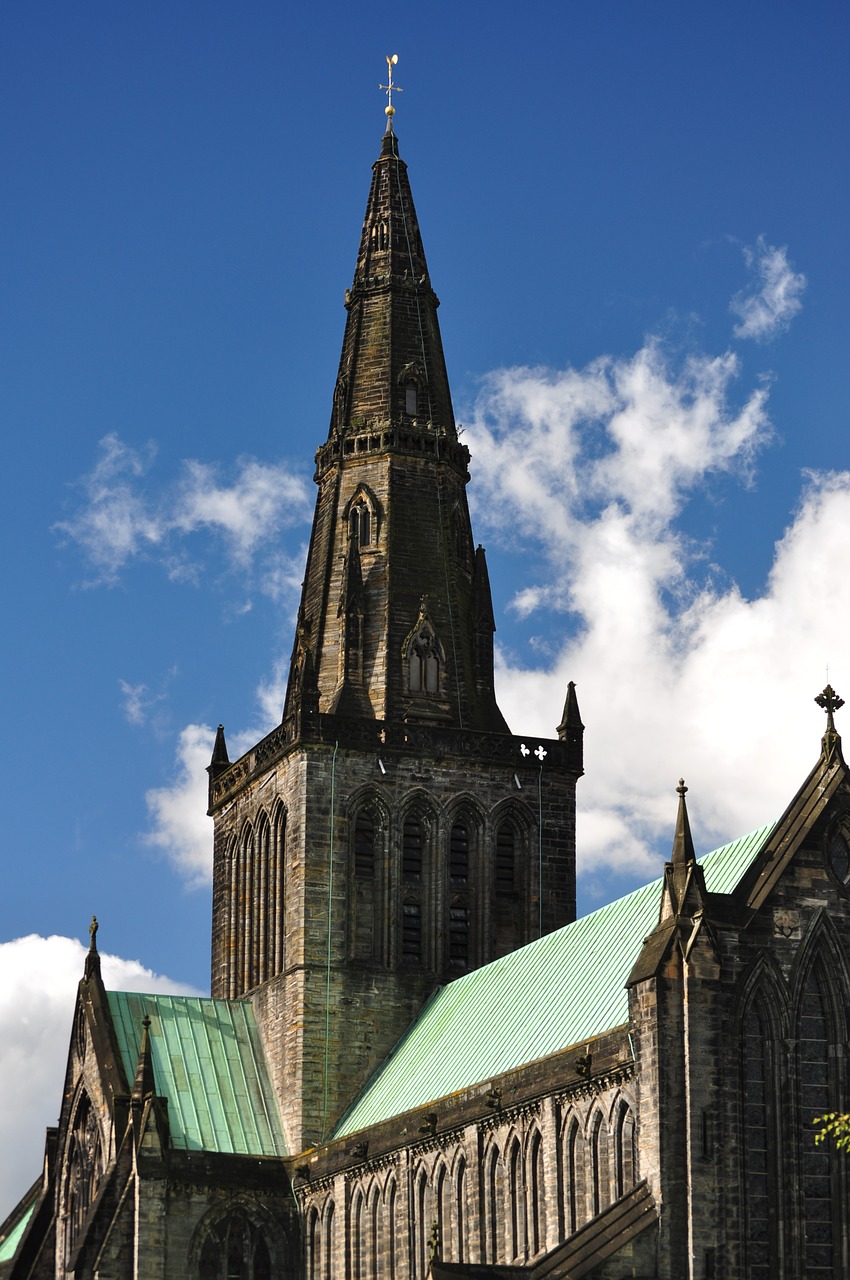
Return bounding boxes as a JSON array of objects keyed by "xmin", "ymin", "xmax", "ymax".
[
  {"xmin": 815, "ymin": 684, "xmax": 844, "ymax": 763},
  {"xmin": 815, "ymin": 684, "xmax": 844, "ymax": 733},
  {"xmin": 380, "ymin": 54, "xmax": 402, "ymax": 129}
]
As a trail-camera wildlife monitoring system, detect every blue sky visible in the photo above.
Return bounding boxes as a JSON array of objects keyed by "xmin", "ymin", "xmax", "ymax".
[{"xmin": 1, "ymin": 1, "xmax": 849, "ymax": 1210}]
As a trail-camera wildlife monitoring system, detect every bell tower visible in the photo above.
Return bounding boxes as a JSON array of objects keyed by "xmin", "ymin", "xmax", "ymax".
[{"xmin": 208, "ymin": 94, "xmax": 583, "ymax": 1154}]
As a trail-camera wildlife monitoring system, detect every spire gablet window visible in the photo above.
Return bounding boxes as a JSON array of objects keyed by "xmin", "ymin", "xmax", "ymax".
[{"xmin": 402, "ymin": 598, "xmax": 446, "ymax": 697}]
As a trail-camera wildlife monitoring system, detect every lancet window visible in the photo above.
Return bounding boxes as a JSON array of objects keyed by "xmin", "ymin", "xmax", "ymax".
[
  {"xmin": 561, "ymin": 1115, "xmax": 585, "ymax": 1237},
  {"xmin": 590, "ymin": 1111, "xmax": 610, "ymax": 1215},
  {"xmin": 741, "ymin": 993, "xmax": 777, "ymax": 1278},
  {"xmin": 349, "ymin": 500, "xmax": 372, "ymax": 548},
  {"xmin": 797, "ymin": 963, "xmax": 835, "ymax": 1277},
  {"xmin": 613, "ymin": 1099, "xmax": 637, "ymax": 1198},
  {"xmin": 351, "ymin": 804, "xmax": 384, "ymax": 962},
  {"xmin": 482, "ymin": 1143, "xmax": 502, "ymax": 1264},
  {"xmin": 528, "ymin": 1128, "xmax": 545, "ymax": 1255},
  {"xmin": 493, "ymin": 819, "xmax": 522, "ymax": 956}
]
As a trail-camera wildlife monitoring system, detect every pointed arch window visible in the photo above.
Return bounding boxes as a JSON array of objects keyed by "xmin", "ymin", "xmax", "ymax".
[
  {"xmin": 483, "ymin": 1144, "xmax": 501, "ymax": 1264},
  {"xmin": 495, "ymin": 824, "xmax": 516, "ymax": 894},
  {"xmin": 63, "ymin": 1091, "xmax": 104, "ymax": 1268},
  {"xmin": 403, "ymin": 604, "xmax": 445, "ymax": 698},
  {"xmin": 351, "ymin": 806, "xmax": 383, "ymax": 963},
  {"xmin": 798, "ymin": 964, "xmax": 835, "ymax": 1276},
  {"xmin": 271, "ymin": 805, "xmax": 287, "ymax": 978},
  {"xmin": 613, "ymin": 1101, "xmax": 637, "ymax": 1198},
  {"xmin": 382, "ymin": 1179, "xmax": 397, "ymax": 1280},
  {"xmin": 562, "ymin": 1116, "xmax": 585, "ymax": 1236},
  {"xmin": 742, "ymin": 994, "xmax": 777, "ymax": 1278},
  {"xmin": 591, "ymin": 1112, "xmax": 610, "ymax": 1215},
  {"xmin": 350, "ymin": 500, "xmax": 372, "ymax": 548},
  {"xmin": 455, "ymin": 1157, "xmax": 467, "ymax": 1263},
  {"xmin": 195, "ymin": 1210, "xmax": 277, "ymax": 1280},
  {"xmin": 402, "ymin": 899, "xmax": 422, "ymax": 965},
  {"xmin": 354, "ymin": 812, "xmax": 375, "ymax": 878},
  {"xmin": 413, "ymin": 1167, "xmax": 431, "ymax": 1280},
  {"xmin": 409, "ymin": 635, "xmax": 439, "ymax": 694},
  {"xmin": 494, "ymin": 820, "xmax": 522, "ymax": 957},
  {"xmin": 449, "ymin": 897, "xmax": 470, "ymax": 972},
  {"xmin": 508, "ymin": 1137, "xmax": 524, "ymax": 1261},
  {"xmin": 449, "ymin": 823, "xmax": 469, "ymax": 886},
  {"xmin": 528, "ymin": 1128, "xmax": 545, "ymax": 1255},
  {"xmin": 403, "ymin": 818, "xmax": 423, "ymax": 879}
]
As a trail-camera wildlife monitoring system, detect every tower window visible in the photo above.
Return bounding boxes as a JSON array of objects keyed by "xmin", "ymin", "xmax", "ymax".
[
  {"xmin": 349, "ymin": 501, "xmax": 372, "ymax": 547},
  {"xmin": 450, "ymin": 823, "xmax": 469, "ymax": 886},
  {"xmin": 449, "ymin": 897, "xmax": 470, "ymax": 971},
  {"xmin": 409, "ymin": 634, "xmax": 439, "ymax": 693},
  {"xmin": 495, "ymin": 825, "xmax": 516, "ymax": 894},
  {"xmin": 403, "ymin": 818, "xmax": 423, "ymax": 879},
  {"xmin": 354, "ymin": 812, "xmax": 375, "ymax": 878},
  {"xmin": 402, "ymin": 900, "xmax": 422, "ymax": 964},
  {"xmin": 405, "ymin": 382, "xmax": 418, "ymax": 416}
]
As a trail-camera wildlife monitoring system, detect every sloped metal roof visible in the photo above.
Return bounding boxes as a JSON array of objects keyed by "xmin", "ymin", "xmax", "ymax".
[
  {"xmin": 333, "ymin": 822, "xmax": 774, "ymax": 1138},
  {"xmin": 107, "ymin": 993, "xmax": 286, "ymax": 1157},
  {"xmin": 0, "ymin": 1200, "xmax": 36, "ymax": 1263}
]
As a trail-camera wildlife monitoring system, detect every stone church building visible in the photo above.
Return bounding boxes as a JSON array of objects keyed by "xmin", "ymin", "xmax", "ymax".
[{"xmin": 2, "ymin": 106, "xmax": 849, "ymax": 1280}]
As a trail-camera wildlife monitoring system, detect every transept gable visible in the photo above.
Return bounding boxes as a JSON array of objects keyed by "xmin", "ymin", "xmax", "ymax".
[{"xmin": 735, "ymin": 684, "xmax": 849, "ymax": 911}]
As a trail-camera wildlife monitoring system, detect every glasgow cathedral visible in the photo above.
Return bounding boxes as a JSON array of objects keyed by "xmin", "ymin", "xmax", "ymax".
[{"xmin": 1, "ymin": 72, "xmax": 849, "ymax": 1280}]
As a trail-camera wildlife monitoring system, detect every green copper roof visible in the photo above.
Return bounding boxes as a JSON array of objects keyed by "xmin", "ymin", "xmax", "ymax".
[
  {"xmin": 0, "ymin": 1200, "xmax": 36, "ymax": 1263},
  {"xmin": 334, "ymin": 822, "xmax": 774, "ymax": 1138},
  {"xmin": 107, "ymin": 993, "xmax": 286, "ymax": 1157}
]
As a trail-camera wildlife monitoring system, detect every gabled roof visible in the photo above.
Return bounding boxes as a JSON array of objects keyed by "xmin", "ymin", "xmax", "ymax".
[
  {"xmin": 107, "ymin": 993, "xmax": 286, "ymax": 1157},
  {"xmin": 333, "ymin": 822, "xmax": 774, "ymax": 1138}
]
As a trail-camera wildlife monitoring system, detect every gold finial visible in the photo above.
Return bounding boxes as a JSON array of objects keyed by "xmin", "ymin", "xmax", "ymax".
[{"xmin": 379, "ymin": 54, "xmax": 402, "ymax": 125}]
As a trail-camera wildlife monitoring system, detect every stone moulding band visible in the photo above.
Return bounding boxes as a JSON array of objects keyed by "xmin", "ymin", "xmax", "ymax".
[{"xmin": 210, "ymin": 715, "xmax": 578, "ymax": 810}]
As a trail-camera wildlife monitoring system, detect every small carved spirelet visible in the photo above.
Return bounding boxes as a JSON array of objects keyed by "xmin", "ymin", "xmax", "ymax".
[{"xmin": 379, "ymin": 54, "xmax": 402, "ymax": 121}]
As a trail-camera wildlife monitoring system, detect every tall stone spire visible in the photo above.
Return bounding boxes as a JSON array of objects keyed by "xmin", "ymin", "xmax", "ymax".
[{"xmin": 282, "ymin": 126, "xmax": 507, "ymax": 733}]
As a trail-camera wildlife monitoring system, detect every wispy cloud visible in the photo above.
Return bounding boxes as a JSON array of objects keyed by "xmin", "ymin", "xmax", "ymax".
[
  {"xmin": 54, "ymin": 434, "xmax": 311, "ymax": 595},
  {"xmin": 465, "ymin": 336, "xmax": 847, "ymax": 894},
  {"xmin": 730, "ymin": 236, "xmax": 806, "ymax": 342},
  {"xmin": 0, "ymin": 934, "xmax": 200, "ymax": 1215}
]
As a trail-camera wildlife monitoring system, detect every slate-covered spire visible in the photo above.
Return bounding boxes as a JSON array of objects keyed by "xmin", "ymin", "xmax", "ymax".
[
  {"xmin": 329, "ymin": 126, "xmax": 455, "ymax": 438},
  {"xmin": 281, "ymin": 125, "xmax": 509, "ymax": 734}
]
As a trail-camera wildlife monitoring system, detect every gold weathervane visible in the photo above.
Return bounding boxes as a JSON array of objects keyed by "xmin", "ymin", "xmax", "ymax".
[{"xmin": 380, "ymin": 54, "xmax": 402, "ymax": 123}]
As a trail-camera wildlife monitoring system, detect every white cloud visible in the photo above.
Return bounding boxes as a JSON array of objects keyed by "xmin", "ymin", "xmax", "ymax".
[
  {"xmin": 145, "ymin": 724, "xmax": 218, "ymax": 886},
  {"xmin": 144, "ymin": 687, "xmax": 285, "ymax": 884},
  {"xmin": 0, "ymin": 934, "xmax": 199, "ymax": 1218},
  {"xmin": 466, "ymin": 344, "xmax": 847, "ymax": 889},
  {"xmin": 731, "ymin": 236, "xmax": 806, "ymax": 342},
  {"xmin": 55, "ymin": 434, "xmax": 311, "ymax": 594}
]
